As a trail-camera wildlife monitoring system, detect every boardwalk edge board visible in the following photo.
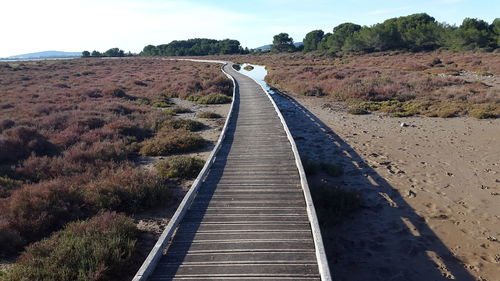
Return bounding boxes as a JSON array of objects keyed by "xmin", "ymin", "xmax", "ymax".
[
  {"xmin": 237, "ymin": 66, "xmax": 333, "ymax": 281},
  {"xmin": 133, "ymin": 60, "xmax": 236, "ymax": 281}
]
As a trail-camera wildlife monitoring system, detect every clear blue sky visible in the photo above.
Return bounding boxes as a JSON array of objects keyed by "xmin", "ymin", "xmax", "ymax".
[{"xmin": 1, "ymin": 0, "xmax": 498, "ymax": 57}]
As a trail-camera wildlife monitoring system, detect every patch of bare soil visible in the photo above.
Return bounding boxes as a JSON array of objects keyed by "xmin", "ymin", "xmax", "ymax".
[{"xmin": 273, "ymin": 92, "xmax": 499, "ymax": 281}]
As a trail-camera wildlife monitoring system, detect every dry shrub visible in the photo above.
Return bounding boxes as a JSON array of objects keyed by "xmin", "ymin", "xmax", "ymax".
[
  {"xmin": 139, "ymin": 129, "xmax": 205, "ymax": 156},
  {"xmin": 102, "ymin": 87, "xmax": 136, "ymax": 100},
  {"xmin": 83, "ymin": 169, "xmax": 169, "ymax": 213},
  {"xmin": 2, "ymin": 212, "xmax": 137, "ymax": 281},
  {"xmin": 156, "ymin": 156, "xmax": 205, "ymax": 179},
  {"xmin": 0, "ymin": 176, "xmax": 22, "ymax": 198},
  {"xmin": 195, "ymin": 93, "xmax": 232, "ymax": 104},
  {"xmin": 197, "ymin": 111, "xmax": 222, "ymax": 118},
  {"xmin": 0, "ymin": 119, "xmax": 15, "ymax": 133},
  {"xmin": 105, "ymin": 120, "xmax": 152, "ymax": 141},
  {"xmin": 0, "ymin": 218, "xmax": 25, "ymax": 258},
  {"xmin": 63, "ymin": 141, "xmax": 130, "ymax": 164},
  {"xmin": 5, "ymin": 179, "xmax": 87, "ymax": 242},
  {"xmin": 0, "ymin": 127, "xmax": 58, "ymax": 165},
  {"xmin": 162, "ymin": 119, "xmax": 205, "ymax": 132}
]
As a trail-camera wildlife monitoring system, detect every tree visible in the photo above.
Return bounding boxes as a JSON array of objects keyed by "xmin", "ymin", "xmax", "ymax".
[
  {"xmin": 271, "ymin": 33, "xmax": 296, "ymax": 52},
  {"xmin": 81, "ymin": 50, "xmax": 90, "ymax": 57},
  {"xmin": 329, "ymin": 23, "xmax": 362, "ymax": 52},
  {"xmin": 140, "ymin": 39, "xmax": 244, "ymax": 56},
  {"xmin": 91, "ymin": 50, "xmax": 101, "ymax": 57},
  {"xmin": 455, "ymin": 18, "xmax": 493, "ymax": 49},
  {"xmin": 491, "ymin": 18, "xmax": 500, "ymax": 47},
  {"xmin": 104, "ymin": 48, "xmax": 125, "ymax": 57},
  {"xmin": 303, "ymin": 30, "xmax": 324, "ymax": 52}
]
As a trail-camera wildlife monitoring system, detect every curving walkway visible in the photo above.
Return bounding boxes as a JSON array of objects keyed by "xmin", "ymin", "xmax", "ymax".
[{"xmin": 135, "ymin": 63, "xmax": 330, "ymax": 281}]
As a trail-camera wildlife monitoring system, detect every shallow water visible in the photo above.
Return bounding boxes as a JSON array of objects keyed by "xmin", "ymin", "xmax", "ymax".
[{"xmin": 237, "ymin": 63, "xmax": 272, "ymax": 92}]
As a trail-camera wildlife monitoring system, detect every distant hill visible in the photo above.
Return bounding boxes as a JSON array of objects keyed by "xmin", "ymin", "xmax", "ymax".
[
  {"xmin": 254, "ymin": 42, "xmax": 303, "ymax": 51},
  {"xmin": 6, "ymin": 51, "xmax": 81, "ymax": 59}
]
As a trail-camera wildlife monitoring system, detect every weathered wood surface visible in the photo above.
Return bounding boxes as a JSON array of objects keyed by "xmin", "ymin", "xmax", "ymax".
[{"xmin": 147, "ymin": 63, "xmax": 323, "ymax": 280}]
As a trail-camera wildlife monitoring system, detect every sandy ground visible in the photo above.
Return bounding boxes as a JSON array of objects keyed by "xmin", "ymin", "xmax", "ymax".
[
  {"xmin": 272, "ymin": 92, "xmax": 499, "ymax": 281},
  {"xmin": 125, "ymin": 100, "xmax": 230, "ymax": 279}
]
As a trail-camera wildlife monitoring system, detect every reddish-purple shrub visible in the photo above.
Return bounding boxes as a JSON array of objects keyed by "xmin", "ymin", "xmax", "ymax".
[
  {"xmin": 5, "ymin": 179, "xmax": 87, "ymax": 241},
  {"xmin": 0, "ymin": 218, "xmax": 25, "ymax": 257},
  {"xmin": 0, "ymin": 119, "xmax": 15, "ymax": 132},
  {"xmin": 0, "ymin": 126, "xmax": 58, "ymax": 165},
  {"xmin": 3, "ymin": 212, "xmax": 137, "ymax": 281},
  {"xmin": 84, "ymin": 168, "xmax": 169, "ymax": 213},
  {"xmin": 63, "ymin": 141, "xmax": 130, "ymax": 164}
]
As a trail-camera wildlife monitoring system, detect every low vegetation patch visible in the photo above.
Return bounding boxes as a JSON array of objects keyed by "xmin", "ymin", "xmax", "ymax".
[
  {"xmin": 83, "ymin": 169, "xmax": 169, "ymax": 213},
  {"xmin": 163, "ymin": 106, "xmax": 192, "ymax": 115},
  {"xmin": 156, "ymin": 156, "xmax": 205, "ymax": 179},
  {"xmin": 189, "ymin": 93, "xmax": 232, "ymax": 104},
  {"xmin": 347, "ymin": 107, "xmax": 369, "ymax": 115},
  {"xmin": 1, "ymin": 212, "xmax": 137, "ymax": 281},
  {"xmin": 243, "ymin": 51, "xmax": 499, "ymax": 118},
  {"xmin": 163, "ymin": 119, "xmax": 205, "ymax": 131},
  {"xmin": 311, "ymin": 184, "xmax": 362, "ymax": 226},
  {"xmin": 139, "ymin": 129, "xmax": 205, "ymax": 156},
  {"xmin": 0, "ymin": 58, "xmax": 229, "ymax": 268},
  {"xmin": 197, "ymin": 111, "xmax": 222, "ymax": 118}
]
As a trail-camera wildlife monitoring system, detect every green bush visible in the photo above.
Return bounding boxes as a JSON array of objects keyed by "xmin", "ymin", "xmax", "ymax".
[
  {"xmin": 163, "ymin": 119, "xmax": 204, "ymax": 132},
  {"xmin": 151, "ymin": 101, "xmax": 172, "ymax": 108},
  {"xmin": 196, "ymin": 93, "xmax": 232, "ymax": 104},
  {"xmin": 347, "ymin": 107, "xmax": 369, "ymax": 115},
  {"xmin": 163, "ymin": 107, "xmax": 191, "ymax": 115},
  {"xmin": 185, "ymin": 95, "xmax": 200, "ymax": 102},
  {"xmin": 197, "ymin": 112, "xmax": 222, "ymax": 119},
  {"xmin": 2, "ymin": 212, "xmax": 137, "ymax": 281},
  {"xmin": 469, "ymin": 105, "xmax": 498, "ymax": 119},
  {"xmin": 139, "ymin": 130, "xmax": 205, "ymax": 156},
  {"xmin": 156, "ymin": 156, "xmax": 205, "ymax": 179},
  {"xmin": 311, "ymin": 184, "xmax": 361, "ymax": 226}
]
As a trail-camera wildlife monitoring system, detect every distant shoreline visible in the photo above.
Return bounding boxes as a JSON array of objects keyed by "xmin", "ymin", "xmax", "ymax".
[{"xmin": 0, "ymin": 57, "xmax": 79, "ymax": 62}]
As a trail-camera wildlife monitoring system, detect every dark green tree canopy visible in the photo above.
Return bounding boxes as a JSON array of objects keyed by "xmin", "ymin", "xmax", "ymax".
[
  {"xmin": 103, "ymin": 48, "xmax": 125, "ymax": 57},
  {"xmin": 303, "ymin": 30, "xmax": 324, "ymax": 52},
  {"xmin": 272, "ymin": 33, "xmax": 296, "ymax": 52},
  {"xmin": 81, "ymin": 51, "xmax": 90, "ymax": 57},
  {"xmin": 299, "ymin": 13, "xmax": 498, "ymax": 54},
  {"xmin": 140, "ymin": 38, "xmax": 246, "ymax": 56}
]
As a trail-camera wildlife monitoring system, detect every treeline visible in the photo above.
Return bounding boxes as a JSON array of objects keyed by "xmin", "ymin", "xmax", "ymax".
[
  {"xmin": 292, "ymin": 14, "xmax": 499, "ymax": 54},
  {"xmin": 82, "ymin": 48, "xmax": 131, "ymax": 58},
  {"xmin": 141, "ymin": 38, "xmax": 249, "ymax": 56}
]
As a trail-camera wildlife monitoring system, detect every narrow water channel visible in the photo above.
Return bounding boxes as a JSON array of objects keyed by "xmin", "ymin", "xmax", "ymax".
[{"xmin": 236, "ymin": 63, "xmax": 272, "ymax": 93}]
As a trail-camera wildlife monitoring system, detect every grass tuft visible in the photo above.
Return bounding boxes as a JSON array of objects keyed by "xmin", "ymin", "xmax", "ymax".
[
  {"xmin": 195, "ymin": 93, "xmax": 232, "ymax": 104},
  {"xmin": 197, "ymin": 111, "xmax": 222, "ymax": 119},
  {"xmin": 155, "ymin": 156, "xmax": 205, "ymax": 179}
]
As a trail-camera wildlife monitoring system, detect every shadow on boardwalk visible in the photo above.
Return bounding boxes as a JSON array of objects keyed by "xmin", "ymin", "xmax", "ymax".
[{"xmin": 271, "ymin": 91, "xmax": 476, "ymax": 281}]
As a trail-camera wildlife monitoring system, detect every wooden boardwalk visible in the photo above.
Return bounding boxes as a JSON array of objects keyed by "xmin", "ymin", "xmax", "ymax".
[{"xmin": 135, "ymin": 62, "xmax": 330, "ymax": 281}]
